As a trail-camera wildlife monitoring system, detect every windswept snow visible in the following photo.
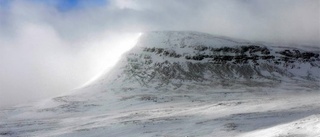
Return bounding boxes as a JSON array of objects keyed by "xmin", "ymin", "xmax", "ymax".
[{"xmin": 1, "ymin": 31, "xmax": 320, "ymax": 137}]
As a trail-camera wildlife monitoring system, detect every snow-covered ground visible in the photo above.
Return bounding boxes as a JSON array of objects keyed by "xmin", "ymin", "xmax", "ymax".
[
  {"xmin": 1, "ymin": 31, "xmax": 319, "ymax": 137},
  {"xmin": 1, "ymin": 82, "xmax": 320, "ymax": 137}
]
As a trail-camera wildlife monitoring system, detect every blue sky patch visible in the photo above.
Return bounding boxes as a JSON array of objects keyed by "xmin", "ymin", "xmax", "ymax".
[
  {"xmin": 0, "ymin": 0, "xmax": 108, "ymax": 12},
  {"xmin": 54, "ymin": 0, "xmax": 108, "ymax": 11}
]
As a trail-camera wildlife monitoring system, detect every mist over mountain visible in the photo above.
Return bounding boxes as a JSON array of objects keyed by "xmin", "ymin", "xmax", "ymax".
[
  {"xmin": 1, "ymin": 31, "xmax": 320, "ymax": 137},
  {"xmin": 1, "ymin": 0, "xmax": 319, "ymax": 108}
]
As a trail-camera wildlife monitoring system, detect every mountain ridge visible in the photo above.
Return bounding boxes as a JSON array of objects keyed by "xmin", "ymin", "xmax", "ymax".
[{"xmin": 93, "ymin": 31, "xmax": 320, "ymax": 91}]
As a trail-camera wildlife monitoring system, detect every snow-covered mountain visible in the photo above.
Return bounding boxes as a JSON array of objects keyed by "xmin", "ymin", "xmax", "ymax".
[
  {"xmin": 1, "ymin": 31, "xmax": 320, "ymax": 137},
  {"xmin": 102, "ymin": 31, "xmax": 319, "ymax": 88}
]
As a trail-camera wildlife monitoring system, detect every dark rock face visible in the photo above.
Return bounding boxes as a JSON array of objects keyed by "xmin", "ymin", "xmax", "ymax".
[
  {"xmin": 143, "ymin": 47, "xmax": 182, "ymax": 58},
  {"xmin": 143, "ymin": 45, "xmax": 319, "ymax": 67},
  {"xmin": 120, "ymin": 44, "xmax": 320, "ymax": 88}
]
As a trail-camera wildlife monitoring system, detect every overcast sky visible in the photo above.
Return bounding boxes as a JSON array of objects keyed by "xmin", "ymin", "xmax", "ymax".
[{"xmin": 0, "ymin": 0, "xmax": 319, "ymax": 108}]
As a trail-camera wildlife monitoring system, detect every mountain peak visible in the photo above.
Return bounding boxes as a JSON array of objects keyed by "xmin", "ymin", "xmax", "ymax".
[
  {"xmin": 135, "ymin": 31, "xmax": 248, "ymax": 49},
  {"xmin": 93, "ymin": 31, "xmax": 320, "ymax": 90}
]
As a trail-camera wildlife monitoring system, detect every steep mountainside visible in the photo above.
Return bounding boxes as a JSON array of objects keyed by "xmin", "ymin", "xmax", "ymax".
[
  {"xmin": 100, "ymin": 31, "xmax": 320, "ymax": 90},
  {"xmin": 1, "ymin": 31, "xmax": 320, "ymax": 137}
]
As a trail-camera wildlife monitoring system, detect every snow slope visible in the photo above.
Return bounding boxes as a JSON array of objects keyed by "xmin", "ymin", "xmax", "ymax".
[{"xmin": 1, "ymin": 31, "xmax": 320, "ymax": 137}]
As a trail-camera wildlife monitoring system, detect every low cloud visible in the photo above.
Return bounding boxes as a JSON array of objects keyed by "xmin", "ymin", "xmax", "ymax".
[{"xmin": 0, "ymin": 0, "xmax": 319, "ymax": 107}]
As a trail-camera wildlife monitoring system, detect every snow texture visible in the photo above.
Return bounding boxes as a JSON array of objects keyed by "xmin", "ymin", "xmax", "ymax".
[{"xmin": 1, "ymin": 31, "xmax": 320, "ymax": 137}]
